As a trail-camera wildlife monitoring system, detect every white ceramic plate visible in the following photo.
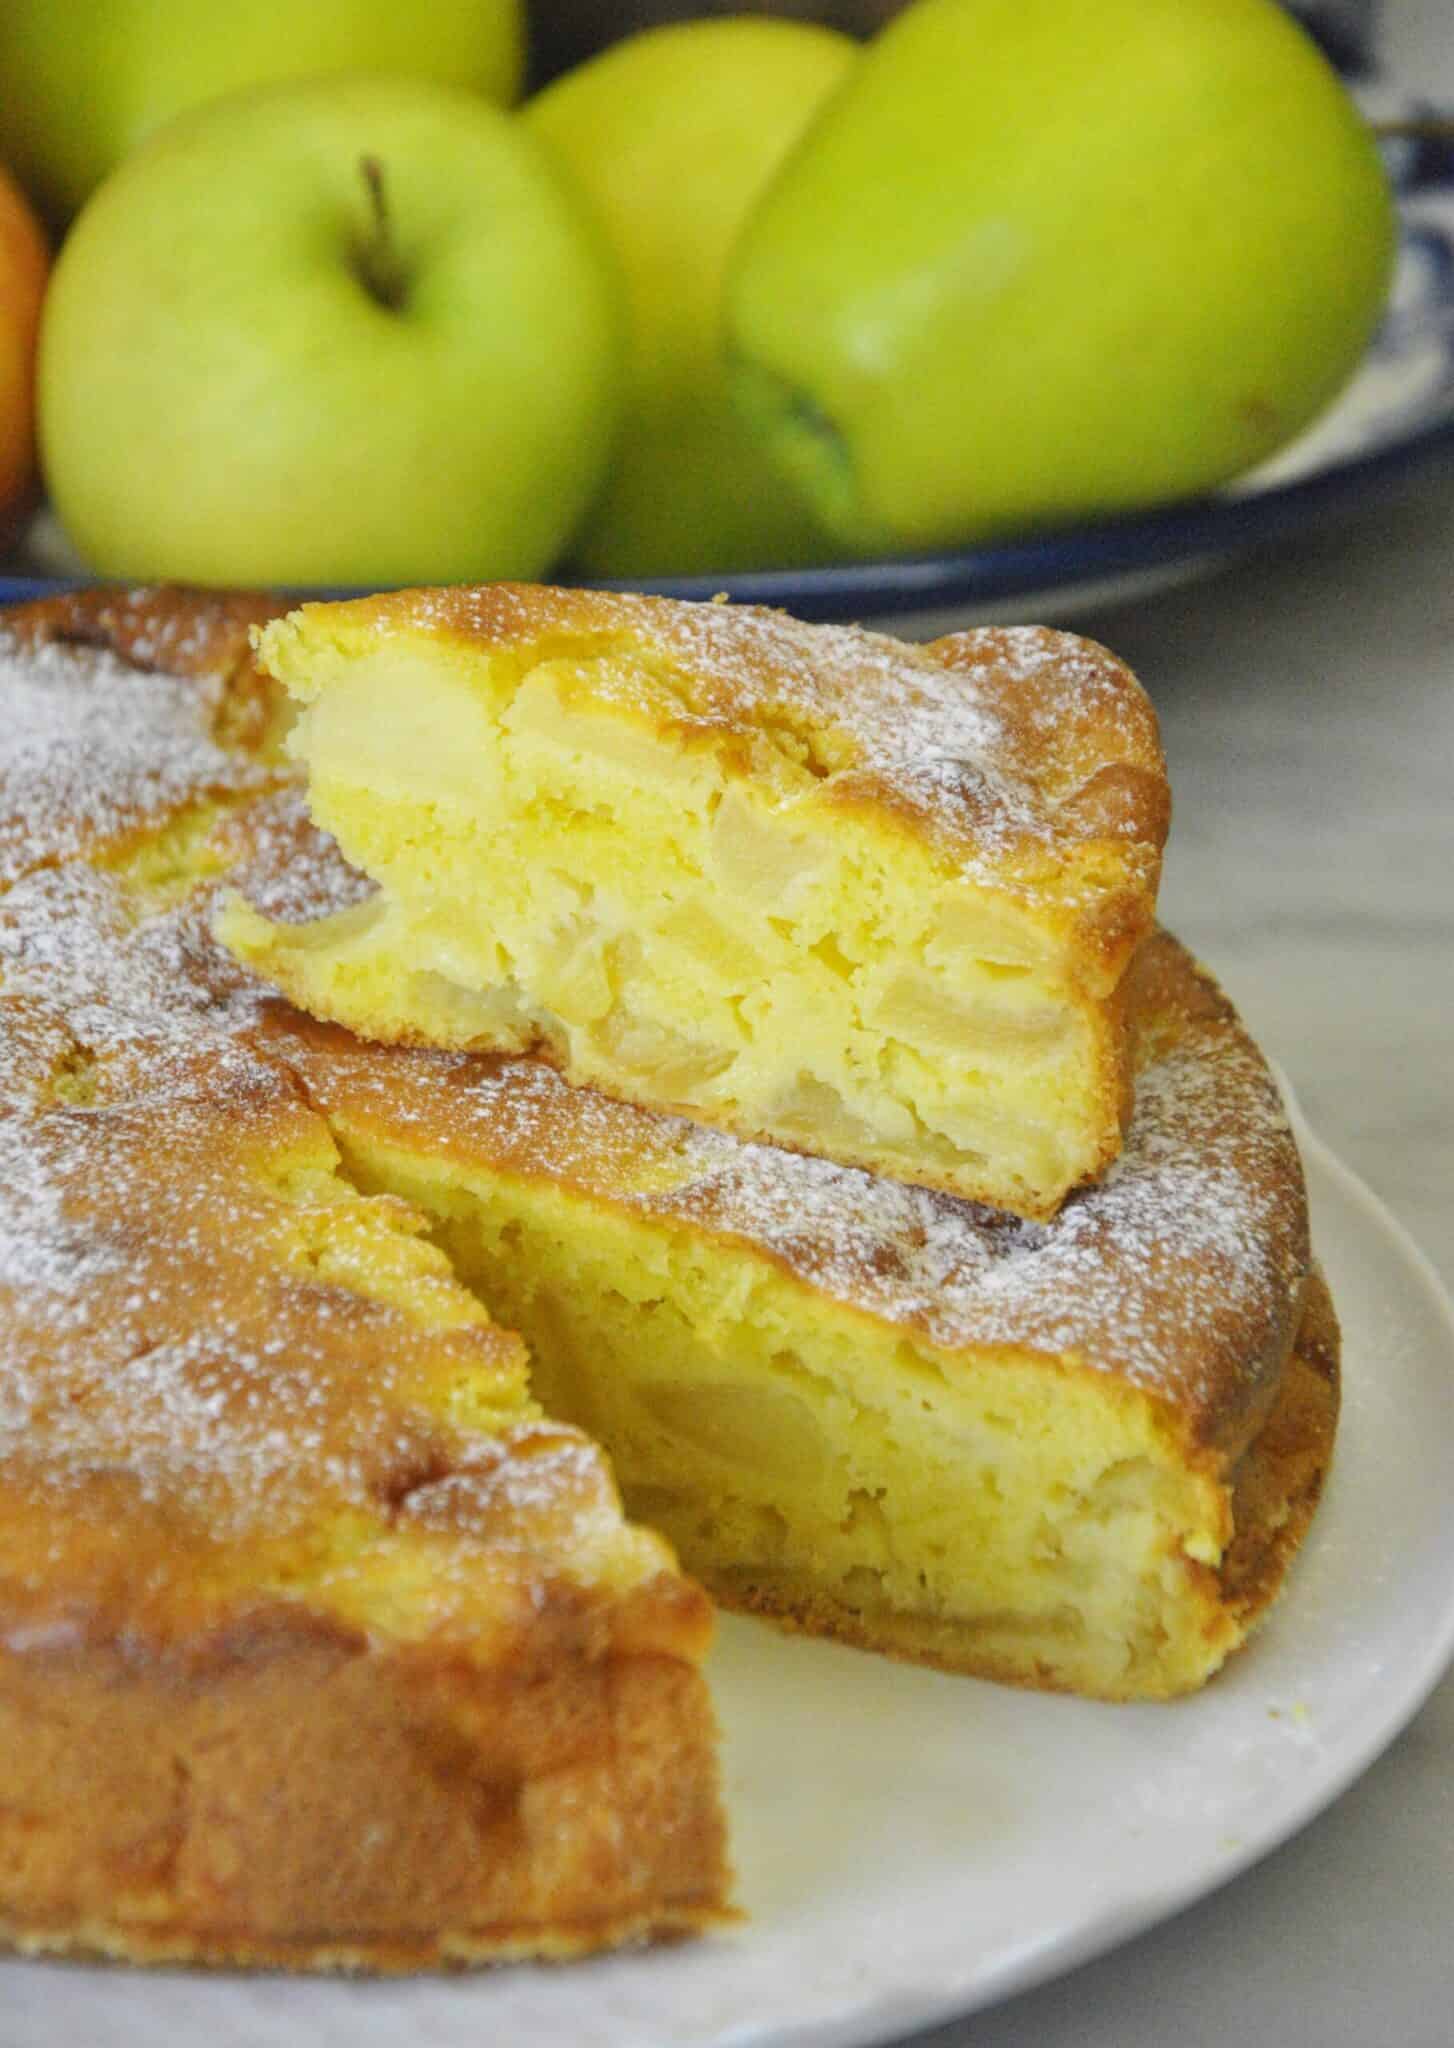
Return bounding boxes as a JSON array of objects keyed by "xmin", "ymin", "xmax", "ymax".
[{"xmin": 6, "ymin": 1117, "xmax": 1454, "ymax": 2048}]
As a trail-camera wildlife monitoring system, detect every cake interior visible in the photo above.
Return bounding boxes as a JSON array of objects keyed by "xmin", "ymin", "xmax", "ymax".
[
  {"xmin": 316, "ymin": 1112, "xmax": 1276, "ymax": 1703},
  {"xmin": 223, "ymin": 618, "xmax": 1132, "ymax": 1213}
]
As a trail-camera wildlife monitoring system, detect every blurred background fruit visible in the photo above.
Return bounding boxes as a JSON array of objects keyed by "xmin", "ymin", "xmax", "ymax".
[
  {"xmin": 0, "ymin": 0, "xmax": 1406, "ymax": 587},
  {"xmin": 527, "ymin": 0, "xmax": 1375, "ymax": 80},
  {"xmin": 38, "ymin": 76, "xmax": 620, "ymax": 586},
  {"xmin": 0, "ymin": 0, "xmax": 525, "ymax": 227},
  {"xmin": 531, "ymin": 0, "xmax": 904, "ymax": 81},
  {"xmin": 527, "ymin": 18, "xmax": 855, "ymax": 575},
  {"xmin": 728, "ymin": 0, "xmax": 1396, "ymax": 553},
  {"xmin": 0, "ymin": 165, "xmax": 47, "ymax": 542}
]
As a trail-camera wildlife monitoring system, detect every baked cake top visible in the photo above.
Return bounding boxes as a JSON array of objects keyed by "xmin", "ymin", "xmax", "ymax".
[{"xmin": 263, "ymin": 582, "xmax": 1170, "ymax": 899}]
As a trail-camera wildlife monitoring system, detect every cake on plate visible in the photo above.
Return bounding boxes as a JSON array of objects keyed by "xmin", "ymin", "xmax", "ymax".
[{"xmin": 0, "ymin": 586, "xmax": 1335, "ymax": 1972}]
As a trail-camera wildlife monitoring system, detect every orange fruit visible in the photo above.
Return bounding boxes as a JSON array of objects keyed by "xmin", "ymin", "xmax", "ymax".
[{"xmin": 0, "ymin": 162, "xmax": 48, "ymax": 524}]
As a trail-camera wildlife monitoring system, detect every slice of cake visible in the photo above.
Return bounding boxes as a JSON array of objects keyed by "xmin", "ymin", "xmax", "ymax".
[
  {"xmin": 0, "ymin": 593, "xmax": 728, "ymax": 1970},
  {"xmin": 220, "ymin": 584, "xmax": 1170, "ymax": 1218}
]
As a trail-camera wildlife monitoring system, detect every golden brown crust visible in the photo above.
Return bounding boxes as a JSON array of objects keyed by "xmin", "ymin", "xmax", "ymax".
[
  {"xmin": 926, "ymin": 624, "xmax": 1169, "ymax": 994},
  {"xmin": 1220, "ymin": 1263, "xmax": 1340, "ymax": 1626},
  {"xmin": 1120, "ymin": 933, "xmax": 1314, "ymax": 1458},
  {"xmin": 0, "ymin": 1629, "xmax": 727, "ymax": 1971},
  {"xmin": 7, "ymin": 583, "xmax": 281, "ymax": 678},
  {"xmin": 926, "ymin": 626, "xmax": 1170, "ymax": 846}
]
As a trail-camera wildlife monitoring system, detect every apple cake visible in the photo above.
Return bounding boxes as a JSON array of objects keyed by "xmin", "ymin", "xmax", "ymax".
[
  {"xmin": 219, "ymin": 584, "xmax": 1170, "ymax": 1218},
  {"xmin": 0, "ymin": 586, "xmax": 1335, "ymax": 1969}
]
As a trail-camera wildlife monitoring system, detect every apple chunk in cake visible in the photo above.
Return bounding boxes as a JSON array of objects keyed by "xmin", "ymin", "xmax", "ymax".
[{"xmin": 220, "ymin": 584, "xmax": 1169, "ymax": 1216}]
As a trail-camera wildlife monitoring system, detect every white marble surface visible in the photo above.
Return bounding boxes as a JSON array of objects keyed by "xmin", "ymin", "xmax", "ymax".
[{"xmin": 901, "ymin": 470, "xmax": 1454, "ymax": 2048}]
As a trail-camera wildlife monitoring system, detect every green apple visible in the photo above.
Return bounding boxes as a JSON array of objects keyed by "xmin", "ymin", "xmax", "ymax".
[
  {"xmin": 39, "ymin": 76, "xmax": 623, "ymax": 587},
  {"xmin": 0, "ymin": 0, "xmax": 525, "ymax": 226},
  {"xmin": 527, "ymin": 19, "xmax": 855, "ymax": 576},
  {"xmin": 728, "ymin": 0, "xmax": 1396, "ymax": 554}
]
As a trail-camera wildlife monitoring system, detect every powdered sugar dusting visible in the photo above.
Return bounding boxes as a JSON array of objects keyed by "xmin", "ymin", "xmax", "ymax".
[
  {"xmin": 0, "ymin": 1077, "xmax": 507, "ymax": 1551},
  {"xmin": 0, "ymin": 631, "xmax": 270, "ymax": 884},
  {"xmin": 226, "ymin": 786, "xmax": 378, "ymax": 928},
  {"xmin": 667, "ymin": 1024, "xmax": 1306, "ymax": 1421},
  {"xmin": 0, "ymin": 1114, "xmax": 130, "ymax": 1341},
  {"xmin": 0, "ymin": 611, "xmax": 655, "ymax": 1644},
  {"xmin": 0, "ymin": 790, "xmax": 372, "ymax": 1103}
]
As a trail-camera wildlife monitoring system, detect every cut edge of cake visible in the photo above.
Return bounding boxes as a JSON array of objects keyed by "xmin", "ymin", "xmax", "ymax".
[{"xmin": 255, "ymin": 924, "xmax": 1334, "ymax": 1705}]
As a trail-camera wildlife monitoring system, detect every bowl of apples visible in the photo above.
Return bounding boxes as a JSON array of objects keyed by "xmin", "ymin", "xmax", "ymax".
[{"xmin": 0, "ymin": 0, "xmax": 1449, "ymax": 627}]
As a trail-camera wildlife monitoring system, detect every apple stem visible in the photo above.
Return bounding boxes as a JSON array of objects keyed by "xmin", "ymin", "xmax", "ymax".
[{"xmin": 357, "ymin": 154, "xmax": 407, "ymax": 312}]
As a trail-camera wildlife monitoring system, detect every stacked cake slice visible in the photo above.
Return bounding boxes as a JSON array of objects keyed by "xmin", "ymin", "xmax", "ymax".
[
  {"xmin": 220, "ymin": 585, "xmax": 1170, "ymax": 1217},
  {"xmin": 0, "ymin": 584, "xmax": 1337, "ymax": 1971}
]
